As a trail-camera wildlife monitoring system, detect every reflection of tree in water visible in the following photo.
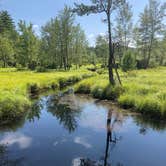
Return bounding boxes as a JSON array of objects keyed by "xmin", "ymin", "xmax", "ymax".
[
  {"xmin": 103, "ymin": 109, "xmax": 123, "ymax": 166},
  {"xmin": 134, "ymin": 115, "xmax": 166, "ymax": 135},
  {"xmin": 27, "ymin": 99, "xmax": 43, "ymax": 122},
  {"xmin": 0, "ymin": 116, "xmax": 26, "ymax": 133},
  {"xmin": 72, "ymin": 109, "xmax": 124, "ymax": 166},
  {"xmin": 47, "ymin": 96, "xmax": 81, "ymax": 133},
  {"xmin": 0, "ymin": 144, "xmax": 24, "ymax": 166}
]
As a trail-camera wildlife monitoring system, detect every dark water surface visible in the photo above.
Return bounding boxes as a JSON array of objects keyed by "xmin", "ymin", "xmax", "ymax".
[{"xmin": 0, "ymin": 94, "xmax": 166, "ymax": 166}]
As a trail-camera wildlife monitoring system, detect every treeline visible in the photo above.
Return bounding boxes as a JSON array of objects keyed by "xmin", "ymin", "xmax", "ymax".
[
  {"xmin": 92, "ymin": 0, "xmax": 166, "ymax": 70},
  {"xmin": 0, "ymin": 6, "xmax": 89, "ymax": 70},
  {"xmin": 0, "ymin": 0, "xmax": 166, "ymax": 71}
]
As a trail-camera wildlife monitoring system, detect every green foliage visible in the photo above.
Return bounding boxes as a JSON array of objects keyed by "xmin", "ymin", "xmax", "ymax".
[
  {"xmin": 40, "ymin": 6, "xmax": 87, "ymax": 70},
  {"xmin": 0, "ymin": 11, "xmax": 15, "ymax": 36},
  {"xmin": 17, "ymin": 20, "xmax": 39, "ymax": 69},
  {"xmin": 0, "ymin": 35, "xmax": 14, "ymax": 67},
  {"xmin": 95, "ymin": 35, "xmax": 108, "ymax": 67},
  {"xmin": 36, "ymin": 66, "xmax": 47, "ymax": 73},
  {"xmin": 0, "ymin": 92, "xmax": 30, "ymax": 124},
  {"xmin": 121, "ymin": 51, "xmax": 136, "ymax": 71}
]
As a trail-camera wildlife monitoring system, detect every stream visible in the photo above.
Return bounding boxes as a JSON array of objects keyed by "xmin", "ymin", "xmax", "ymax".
[{"xmin": 0, "ymin": 94, "xmax": 166, "ymax": 166}]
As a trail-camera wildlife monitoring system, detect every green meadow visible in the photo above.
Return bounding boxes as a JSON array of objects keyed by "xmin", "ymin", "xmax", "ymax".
[{"xmin": 0, "ymin": 67, "xmax": 166, "ymax": 124}]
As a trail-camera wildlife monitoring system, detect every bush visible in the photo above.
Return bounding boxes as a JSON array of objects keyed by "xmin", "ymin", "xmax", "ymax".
[
  {"xmin": 91, "ymin": 86, "xmax": 104, "ymax": 99},
  {"xmin": 0, "ymin": 93, "xmax": 30, "ymax": 124},
  {"xmin": 102, "ymin": 84, "xmax": 124, "ymax": 100},
  {"xmin": 149, "ymin": 60, "xmax": 157, "ymax": 68},
  {"xmin": 27, "ymin": 83, "xmax": 40, "ymax": 94},
  {"xmin": 36, "ymin": 66, "xmax": 47, "ymax": 72},
  {"xmin": 121, "ymin": 51, "xmax": 136, "ymax": 72}
]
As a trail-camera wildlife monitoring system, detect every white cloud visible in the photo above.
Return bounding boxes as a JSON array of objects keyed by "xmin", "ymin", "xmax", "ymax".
[
  {"xmin": 33, "ymin": 24, "xmax": 39, "ymax": 29},
  {"xmin": 74, "ymin": 136, "xmax": 92, "ymax": 148},
  {"xmin": 88, "ymin": 33, "xmax": 95, "ymax": 39},
  {"xmin": 99, "ymin": 32, "xmax": 105, "ymax": 36},
  {"xmin": 32, "ymin": 24, "xmax": 40, "ymax": 36},
  {"xmin": 0, "ymin": 133, "xmax": 32, "ymax": 149}
]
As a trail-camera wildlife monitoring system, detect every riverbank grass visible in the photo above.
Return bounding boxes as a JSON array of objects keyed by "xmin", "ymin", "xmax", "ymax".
[
  {"xmin": 75, "ymin": 67, "xmax": 166, "ymax": 119},
  {"xmin": 0, "ymin": 69, "xmax": 95, "ymax": 124}
]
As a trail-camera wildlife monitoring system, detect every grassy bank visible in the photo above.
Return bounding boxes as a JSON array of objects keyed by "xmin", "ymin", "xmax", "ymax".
[
  {"xmin": 74, "ymin": 67, "xmax": 166, "ymax": 119},
  {"xmin": 0, "ymin": 68, "xmax": 95, "ymax": 124},
  {"xmin": 1, "ymin": 67, "xmax": 166, "ymax": 123}
]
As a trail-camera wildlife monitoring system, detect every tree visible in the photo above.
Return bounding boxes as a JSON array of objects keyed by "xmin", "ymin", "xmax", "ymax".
[
  {"xmin": 17, "ymin": 20, "xmax": 39, "ymax": 69},
  {"xmin": 73, "ymin": 0, "xmax": 124, "ymax": 85},
  {"xmin": 114, "ymin": 0, "xmax": 133, "ymax": 61},
  {"xmin": 136, "ymin": 0, "xmax": 166, "ymax": 68},
  {"xmin": 72, "ymin": 24, "xmax": 88, "ymax": 68},
  {"xmin": 0, "ymin": 11, "xmax": 15, "ymax": 35},
  {"xmin": 121, "ymin": 51, "xmax": 136, "ymax": 71},
  {"xmin": 40, "ymin": 18, "xmax": 61, "ymax": 69},
  {"xmin": 58, "ymin": 6, "xmax": 75, "ymax": 70},
  {"xmin": 40, "ymin": 6, "xmax": 87, "ymax": 70},
  {"xmin": 0, "ymin": 35, "xmax": 14, "ymax": 67},
  {"xmin": 95, "ymin": 34, "xmax": 108, "ymax": 67}
]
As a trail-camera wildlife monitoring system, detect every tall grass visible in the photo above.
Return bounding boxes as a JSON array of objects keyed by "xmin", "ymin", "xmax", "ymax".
[
  {"xmin": 0, "ymin": 68, "xmax": 95, "ymax": 124},
  {"xmin": 75, "ymin": 67, "xmax": 166, "ymax": 119}
]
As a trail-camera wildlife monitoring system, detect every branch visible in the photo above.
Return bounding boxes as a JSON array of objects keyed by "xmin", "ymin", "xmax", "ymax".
[{"xmin": 72, "ymin": 3, "xmax": 105, "ymax": 16}]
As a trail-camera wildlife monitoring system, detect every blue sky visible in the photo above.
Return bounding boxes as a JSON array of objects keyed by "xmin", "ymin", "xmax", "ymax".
[{"xmin": 0, "ymin": 0, "xmax": 164, "ymax": 45}]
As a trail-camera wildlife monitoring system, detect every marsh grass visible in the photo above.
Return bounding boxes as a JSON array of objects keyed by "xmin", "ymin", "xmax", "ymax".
[
  {"xmin": 75, "ymin": 67, "xmax": 166, "ymax": 119},
  {"xmin": 0, "ymin": 67, "xmax": 166, "ymax": 122},
  {"xmin": 0, "ymin": 69, "xmax": 95, "ymax": 124}
]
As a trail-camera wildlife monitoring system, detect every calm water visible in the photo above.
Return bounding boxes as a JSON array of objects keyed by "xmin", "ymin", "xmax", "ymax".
[{"xmin": 0, "ymin": 94, "xmax": 166, "ymax": 166}]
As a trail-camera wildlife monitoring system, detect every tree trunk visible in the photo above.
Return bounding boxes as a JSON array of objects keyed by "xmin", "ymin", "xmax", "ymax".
[{"xmin": 107, "ymin": 13, "xmax": 115, "ymax": 85}]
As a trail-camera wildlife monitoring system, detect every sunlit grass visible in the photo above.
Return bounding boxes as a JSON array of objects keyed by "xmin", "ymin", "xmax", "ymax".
[
  {"xmin": 75, "ymin": 67, "xmax": 166, "ymax": 119},
  {"xmin": 0, "ymin": 68, "xmax": 95, "ymax": 123}
]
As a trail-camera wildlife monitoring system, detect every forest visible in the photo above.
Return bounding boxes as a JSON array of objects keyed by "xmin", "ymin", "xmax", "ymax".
[{"xmin": 0, "ymin": 1, "xmax": 166, "ymax": 71}]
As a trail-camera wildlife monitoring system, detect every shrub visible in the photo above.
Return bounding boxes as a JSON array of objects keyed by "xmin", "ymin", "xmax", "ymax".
[
  {"xmin": 0, "ymin": 93, "xmax": 30, "ymax": 124},
  {"xmin": 27, "ymin": 83, "xmax": 40, "ymax": 94},
  {"xmin": 36, "ymin": 66, "xmax": 47, "ymax": 72},
  {"xmin": 149, "ymin": 60, "xmax": 157, "ymax": 68},
  {"xmin": 102, "ymin": 84, "xmax": 124, "ymax": 100},
  {"xmin": 121, "ymin": 51, "xmax": 136, "ymax": 72},
  {"xmin": 91, "ymin": 86, "xmax": 104, "ymax": 99}
]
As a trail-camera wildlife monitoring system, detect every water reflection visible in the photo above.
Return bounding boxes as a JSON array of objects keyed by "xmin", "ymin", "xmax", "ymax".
[
  {"xmin": 46, "ymin": 95, "xmax": 81, "ymax": 133},
  {"xmin": 27, "ymin": 100, "xmax": 43, "ymax": 122},
  {"xmin": 134, "ymin": 115, "xmax": 166, "ymax": 133},
  {"xmin": 0, "ymin": 133, "xmax": 32, "ymax": 149},
  {"xmin": 0, "ymin": 94, "xmax": 166, "ymax": 166},
  {"xmin": 72, "ymin": 108, "xmax": 123, "ymax": 166},
  {"xmin": 104, "ymin": 109, "xmax": 123, "ymax": 166},
  {"xmin": 0, "ymin": 144, "xmax": 24, "ymax": 166}
]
